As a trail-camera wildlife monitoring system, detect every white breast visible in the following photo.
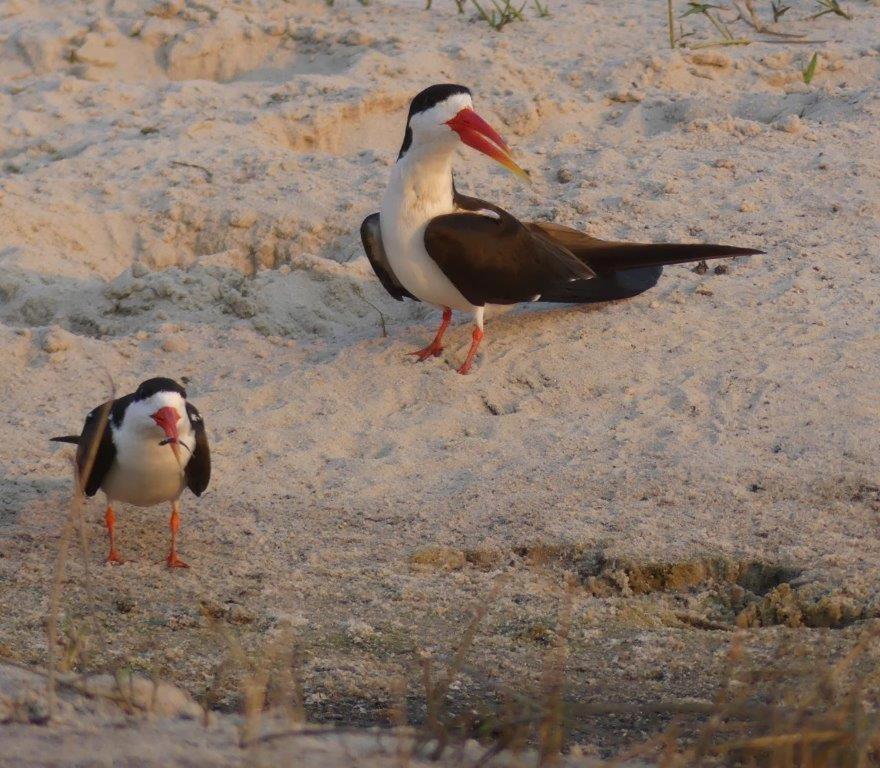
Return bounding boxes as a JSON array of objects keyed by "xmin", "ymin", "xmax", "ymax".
[
  {"xmin": 103, "ymin": 422, "xmax": 196, "ymax": 508},
  {"xmin": 380, "ymin": 151, "xmax": 475, "ymax": 313}
]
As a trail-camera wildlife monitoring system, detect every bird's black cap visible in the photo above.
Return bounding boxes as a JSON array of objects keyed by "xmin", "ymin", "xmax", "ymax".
[
  {"xmin": 407, "ymin": 84, "xmax": 471, "ymax": 120},
  {"xmin": 134, "ymin": 377, "xmax": 187, "ymax": 401}
]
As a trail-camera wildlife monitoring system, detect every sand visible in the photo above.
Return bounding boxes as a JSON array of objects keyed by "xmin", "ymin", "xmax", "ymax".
[{"xmin": 1, "ymin": 0, "xmax": 879, "ymax": 763}]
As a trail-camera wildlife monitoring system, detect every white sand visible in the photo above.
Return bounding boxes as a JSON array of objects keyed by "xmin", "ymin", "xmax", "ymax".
[{"xmin": 1, "ymin": 0, "xmax": 879, "ymax": 761}]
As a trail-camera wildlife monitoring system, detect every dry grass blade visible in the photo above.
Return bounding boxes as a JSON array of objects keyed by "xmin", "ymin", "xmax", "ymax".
[
  {"xmin": 414, "ymin": 575, "xmax": 509, "ymax": 759},
  {"xmin": 809, "ymin": 0, "xmax": 852, "ymax": 21},
  {"xmin": 46, "ymin": 377, "xmax": 115, "ymax": 718},
  {"xmin": 202, "ymin": 605, "xmax": 308, "ymax": 749},
  {"xmin": 736, "ymin": 0, "xmax": 805, "ymax": 37},
  {"xmin": 717, "ymin": 728, "xmax": 847, "ymax": 752},
  {"xmin": 689, "ymin": 37, "xmax": 751, "ymax": 48},
  {"xmin": 537, "ymin": 583, "xmax": 573, "ymax": 766},
  {"xmin": 803, "ymin": 51, "xmax": 819, "ymax": 83},
  {"xmin": 470, "ymin": 0, "xmax": 526, "ymax": 30}
]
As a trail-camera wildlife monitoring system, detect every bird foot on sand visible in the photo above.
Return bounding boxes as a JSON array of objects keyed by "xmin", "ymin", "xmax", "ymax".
[
  {"xmin": 166, "ymin": 552, "xmax": 190, "ymax": 568},
  {"xmin": 409, "ymin": 343, "xmax": 443, "ymax": 362},
  {"xmin": 106, "ymin": 550, "xmax": 124, "ymax": 565}
]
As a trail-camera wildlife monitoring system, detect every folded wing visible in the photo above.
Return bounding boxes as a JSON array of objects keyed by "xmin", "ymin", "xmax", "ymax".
[
  {"xmin": 185, "ymin": 403, "xmax": 211, "ymax": 496},
  {"xmin": 423, "ymin": 208, "xmax": 595, "ymax": 306},
  {"xmin": 52, "ymin": 401, "xmax": 117, "ymax": 497},
  {"xmin": 360, "ymin": 213, "xmax": 418, "ymax": 302}
]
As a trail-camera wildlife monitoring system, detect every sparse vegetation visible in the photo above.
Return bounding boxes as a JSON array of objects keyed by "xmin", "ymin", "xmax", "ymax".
[
  {"xmin": 24, "ymin": 452, "xmax": 880, "ymax": 768},
  {"xmin": 666, "ymin": 0, "xmax": 856, "ymax": 49},
  {"xmin": 809, "ymin": 0, "xmax": 852, "ymax": 20},
  {"xmin": 772, "ymin": 0, "xmax": 792, "ymax": 20},
  {"xmin": 420, "ymin": 0, "xmax": 551, "ymax": 29},
  {"xmin": 21, "ymin": 559, "xmax": 880, "ymax": 765},
  {"xmin": 3, "ymin": 1, "xmax": 878, "ymax": 766},
  {"xmin": 803, "ymin": 51, "xmax": 819, "ymax": 82}
]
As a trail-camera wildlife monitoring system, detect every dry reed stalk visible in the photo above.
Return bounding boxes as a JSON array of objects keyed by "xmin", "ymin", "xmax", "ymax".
[
  {"xmin": 537, "ymin": 581, "xmax": 573, "ymax": 765},
  {"xmin": 46, "ymin": 380, "xmax": 115, "ymax": 718}
]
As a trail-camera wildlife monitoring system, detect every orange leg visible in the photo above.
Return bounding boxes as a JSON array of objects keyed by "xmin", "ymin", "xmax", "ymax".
[
  {"xmin": 105, "ymin": 505, "xmax": 123, "ymax": 564},
  {"xmin": 457, "ymin": 326, "xmax": 485, "ymax": 375},
  {"xmin": 166, "ymin": 501, "xmax": 189, "ymax": 568},
  {"xmin": 410, "ymin": 307, "xmax": 452, "ymax": 362}
]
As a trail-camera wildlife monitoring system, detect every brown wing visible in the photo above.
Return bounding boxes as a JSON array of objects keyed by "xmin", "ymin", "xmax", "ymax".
[{"xmin": 423, "ymin": 205, "xmax": 595, "ymax": 307}]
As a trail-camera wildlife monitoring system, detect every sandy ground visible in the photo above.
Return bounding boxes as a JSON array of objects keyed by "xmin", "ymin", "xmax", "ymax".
[{"xmin": 1, "ymin": 0, "xmax": 879, "ymax": 762}]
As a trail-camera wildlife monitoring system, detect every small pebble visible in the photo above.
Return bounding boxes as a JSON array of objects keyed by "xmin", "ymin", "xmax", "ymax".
[
  {"xmin": 775, "ymin": 114, "xmax": 803, "ymax": 134},
  {"xmin": 228, "ymin": 210, "xmax": 258, "ymax": 228},
  {"xmin": 41, "ymin": 326, "xmax": 74, "ymax": 354},
  {"xmin": 162, "ymin": 335, "xmax": 189, "ymax": 353},
  {"xmin": 690, "ymin": 51, "xmax": 731, "ymax": 68},
  {"xmin": 115, "ymin": 596, "xmax": 135, "ymax": 613}
]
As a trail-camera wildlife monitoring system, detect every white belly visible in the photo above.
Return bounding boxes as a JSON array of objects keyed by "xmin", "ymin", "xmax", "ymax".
[
  {"xmin": 102, "ymin": 440, "xmax": 192, "ymax": 507},
  {"xmin": 385, "ymin": 225, "xmax": 475, "ymax": 312}
]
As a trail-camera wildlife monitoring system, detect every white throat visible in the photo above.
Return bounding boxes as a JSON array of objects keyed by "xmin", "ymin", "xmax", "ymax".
[
  {"xmin": 378, "ymin": 142, "xmax": 475, "ymax": 311},
  {"xmin": 381, "ymin": 142, "xmax": 456, "ymax": 234}
]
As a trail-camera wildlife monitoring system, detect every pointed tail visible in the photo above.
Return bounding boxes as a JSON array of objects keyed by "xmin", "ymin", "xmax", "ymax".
[
  {"xmin": 528, "ymin": 222, "xmax": 763, "ymax": 276},
  {"xmin": 50, "ymin": 436, "xmax": 80, "ymax": 444},
  {"xmin": 579, "ymin": 242, "xmax": 763, "ymax": 276}
]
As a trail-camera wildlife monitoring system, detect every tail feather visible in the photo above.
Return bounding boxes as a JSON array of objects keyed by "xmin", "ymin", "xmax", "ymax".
[
  {"xmin": 529, "ymin": 222, "xmax": 763, "ymax": 276},
  {"xmin": 50, "ymin": 436, "xmax": 80, "ymax": 444},
  {"xmin": 579, "ymin": 242, "xmax": 763, "ymax": 275}
]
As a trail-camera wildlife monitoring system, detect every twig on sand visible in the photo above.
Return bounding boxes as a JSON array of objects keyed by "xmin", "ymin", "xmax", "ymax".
[
  {"xmin": 689, "ymin": 37, "xmax": 751, "ymax": 49},
  {"xmin": 674, "ymin": 610, "xmax": 734, "ymax": 631},
  {"xmin": 352, "ymin": 285, "xmax": 388, "ymax": 338},
  {"xmin": 170, "ymin": 160, "xmax": 213, "ymax": 182}
]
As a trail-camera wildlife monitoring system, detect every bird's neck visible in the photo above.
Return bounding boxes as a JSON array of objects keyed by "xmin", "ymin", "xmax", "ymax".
[{"xmin": 381, "ymin": 143, "xmax": 455, "ymax": 234}]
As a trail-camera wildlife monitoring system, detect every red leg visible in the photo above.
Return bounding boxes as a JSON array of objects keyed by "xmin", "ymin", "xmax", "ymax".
[
  {"xmin": 166, "ymin": 501, "xmax": 189, "ymax": 568},
  {"xmin": 105, "ymin": 505, "xmax": 123, "ymax": 564},
  {"xmin": 409, "ymin": 307, "xmax": 452, "ymax": 362},
  {"xmin": 457, "ymin": 326, "xmax": 485, "ymax": 375}
]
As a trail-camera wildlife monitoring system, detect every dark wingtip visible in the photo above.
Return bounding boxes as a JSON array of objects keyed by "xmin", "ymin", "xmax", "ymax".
[{"xmin": 50, "ymin": 436, "xmax": 80, "ymax": 444}]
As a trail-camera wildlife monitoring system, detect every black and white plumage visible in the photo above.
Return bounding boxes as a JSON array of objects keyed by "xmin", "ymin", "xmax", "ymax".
[
  {"xmin": 361, "ymin": 84, "xmax": 763, "ymax": 374},
  {"xmin": 51, "ymin": 377, "xmax": 210, "ymax": 567}
]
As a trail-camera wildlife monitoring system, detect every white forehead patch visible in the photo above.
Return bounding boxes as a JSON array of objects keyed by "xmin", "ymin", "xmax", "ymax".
[
  {"xmin": 143, "ymin": 391, "xmax": 186, "ymax": 413},
  {"xmin": 409, "ymin": 92, "xmax": 474, "ymax": 132},
  {"xmin": 119, "ymin": 391, "xmax": 189, "ymax": 434}
]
